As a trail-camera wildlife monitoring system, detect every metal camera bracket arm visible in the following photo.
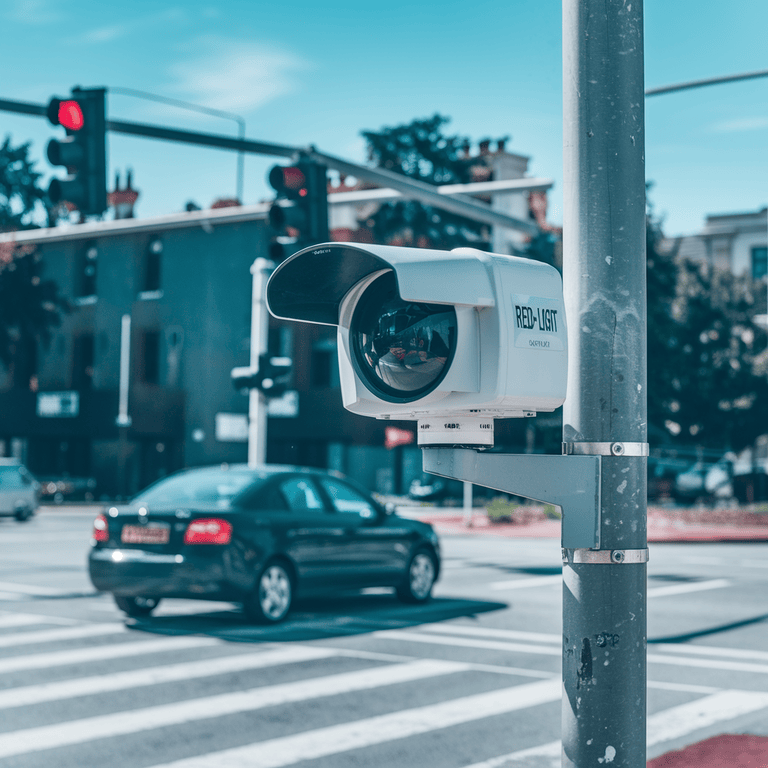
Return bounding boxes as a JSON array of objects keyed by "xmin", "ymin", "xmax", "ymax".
[{"xmin": 422, "ymin": 448, "xmax": 601, "ymax": 549}]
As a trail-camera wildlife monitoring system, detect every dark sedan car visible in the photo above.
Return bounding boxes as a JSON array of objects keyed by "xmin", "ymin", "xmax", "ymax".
[{"xmin": 88, "ymin": 464, "xmax": 441, "ymax": 624}]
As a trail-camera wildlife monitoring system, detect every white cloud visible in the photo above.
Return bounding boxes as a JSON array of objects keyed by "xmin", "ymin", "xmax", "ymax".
[
  {"xmin": 82, "ymin": 8, "xmax": 187, "ymax": 44},
  {"xmin": 8, "ymin": 0, "xmax": 61, "ymax": 24},
  {"xmin": 711, "ymin": 116, "xmax": 768, "ymax": 133},
  {"xmin": 168, "ymin": 37, "xmax": 310, "ymax": 114}
]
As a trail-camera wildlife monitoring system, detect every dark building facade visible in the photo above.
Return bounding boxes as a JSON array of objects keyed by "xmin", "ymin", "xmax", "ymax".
[{"xmin": 0, "ymin": 205, "xmax": 431, "ymax": 498}]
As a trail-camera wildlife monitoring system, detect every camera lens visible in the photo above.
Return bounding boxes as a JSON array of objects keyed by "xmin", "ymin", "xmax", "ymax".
[{"xmin": 351, "ymin": 272, "xmax": 457, "ymax": 402}]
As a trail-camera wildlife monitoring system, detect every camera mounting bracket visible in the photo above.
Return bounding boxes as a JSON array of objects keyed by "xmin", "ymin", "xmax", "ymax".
[{"xmin": 422, "ymin": 447, "xmax": 601, "ymax": 549}]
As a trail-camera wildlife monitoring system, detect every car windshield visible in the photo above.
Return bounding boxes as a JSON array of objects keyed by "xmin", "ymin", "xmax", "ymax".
[{"xmin": 134, "ymin": 468, "xmax": 264, "ymax": 507}]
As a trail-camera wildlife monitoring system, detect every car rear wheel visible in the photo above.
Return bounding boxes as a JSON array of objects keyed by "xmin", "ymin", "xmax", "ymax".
[
  {"xmin": 14, "ymin": 506, "xmax": 33, "ymax": 522},
  {"xmin": 114, "ymin": 595, "xmax": 161, "ymax": 617},
  {"xmin": 244, "ymin": 561, "xmax": 293, "ymax": 624},
  {"xmin": 397, "ymin": 548, "xmax": 437, "ymax": 604}
]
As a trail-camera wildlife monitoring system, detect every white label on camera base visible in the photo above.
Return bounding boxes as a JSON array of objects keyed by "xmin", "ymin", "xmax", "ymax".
[
  {"xmin": 512, "ymin": 294, "xmax": 565, "ymax": 351},
  {"xmin": 417, "ymin": 417, "xmax": 494, "ymax": 446}
]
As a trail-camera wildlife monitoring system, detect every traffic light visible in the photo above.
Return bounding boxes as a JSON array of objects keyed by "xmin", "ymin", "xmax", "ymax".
[
  {"xmin": 46, "ymin": 87, "xmax": 107, "ymax": 217},
  {"xmin": 266, "ymin": 158, "xmax": 328, "ymax": 260},
  {"xmin": 231, "ymin": 354, "xmax": 292, "ymax": 398}
]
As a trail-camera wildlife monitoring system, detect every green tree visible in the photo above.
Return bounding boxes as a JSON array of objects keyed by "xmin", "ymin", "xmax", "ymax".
[
  {"xmin": 646, "ymin": 198, "xmax": 768, "ymax": 451},
  {"xmin": 0, "ymin": 136, "xmax": 49, "ymax": 232},
  {"xmin": 0, "ymin": 244, "xmax": 69, "ymax": 389},
  {"xmin": 361, "ymin": 115, "xmax": 497, "ymax": 249},
  {"xmin": 0, "ymin": 136, "xmax": 68, "ymax": 388}
]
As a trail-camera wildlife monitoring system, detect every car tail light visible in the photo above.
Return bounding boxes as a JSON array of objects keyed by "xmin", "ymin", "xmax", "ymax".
[
  {"xmin": 184, "ymin": 518, "xmax": 233, "ymax": 545},
  {"xmin": 92, "ymin": 513, "xmax": 109, "ymax": 542}
]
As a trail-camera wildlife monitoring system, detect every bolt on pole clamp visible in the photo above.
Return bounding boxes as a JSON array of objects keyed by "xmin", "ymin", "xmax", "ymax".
[
  {"xmin": 562, "ymin": 441, "xmax": 649, "ymax": 457},
  {"xmin": 562, "ymin": 548, "xmax": 649, "ymax": 565}
]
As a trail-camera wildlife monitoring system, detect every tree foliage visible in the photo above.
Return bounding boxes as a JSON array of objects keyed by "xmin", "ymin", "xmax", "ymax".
[
  {"xmin": 0, "ymin": 244, "xmax": 69, "ymax": 387},
  {"xmin": 647, "ymin": 202, "xmax": 768, "ymax": 451},
  {"xmin": 361, "ymin": 115, "xmax": 491, "ymax": 250},
  {"xmin": 0, "ymin": 136, "xmax": 68, "ymax": 387},
  {"xmin": 0, "ymin": 136, "xmax": 48, "ymax": 232}
]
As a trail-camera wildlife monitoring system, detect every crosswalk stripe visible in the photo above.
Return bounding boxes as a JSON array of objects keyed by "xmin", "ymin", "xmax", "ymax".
[
  {"xmin": 647, "ymin": 578, "xmax": 730, "ymax": 598},
  {"xmin": 418, "ymin": 623, "xmax": 561, "ymax": 644},
  {"xmin": 0, "ymin": 613, "xmax": 76, "ymax": 628},
  {"xmin": 0, "ymin": 645, "xmax": 339, "ymax": 709},
  {"xmin": 373, "ymin": 629, "xmax": 562, "ymax": 657},
  {"xmin": 0, "ymin": 580, "xmax": 76, "ymax": 596},
  {"xmin": 462, "ymin": 688, "xmax": 768, "ymax": 767},
  {"xmin": 421, "ymin": 622, "xmax": 768, "ymax": 663},
  {"xmin": 0, "ymin": 635, "xmax": 220, "ymax": 674},
  {"xmin": 0, "ymin": 658, "xmax": 471, "ymax": 758},
  {"xmin": 376, "ymin": 628, "xmax": 768, "ymax": 675},
  {"xmin": 0, "ymin": 622, "xmax": 125, "ymax": 648},
  {"xmin": 148, "ymin": 677, "xmax": 562, "ymax": 768},
  {"xmin": 489, "ymin": 575, "xmax": 562, "ymax": 590}
]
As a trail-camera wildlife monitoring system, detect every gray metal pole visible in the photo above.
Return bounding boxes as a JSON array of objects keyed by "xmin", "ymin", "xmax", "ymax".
[
  {"xmin": 248, "ymin": 258, "xmax": 275, "ymax": 467},
  {"xmin": 561, "ymin": 0, "xmax": 648, "ymax": 766}
]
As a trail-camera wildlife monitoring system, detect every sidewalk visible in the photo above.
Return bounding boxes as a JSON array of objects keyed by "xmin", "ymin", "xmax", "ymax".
[{"xmin": 401, "ymin": 504, "xmax": 768, "ymax": 543}]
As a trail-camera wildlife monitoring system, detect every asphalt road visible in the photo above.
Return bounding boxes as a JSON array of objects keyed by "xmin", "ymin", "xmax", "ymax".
[{"xmin": 0, "ymin": 510, "xmax": 767, "ymax": 767}]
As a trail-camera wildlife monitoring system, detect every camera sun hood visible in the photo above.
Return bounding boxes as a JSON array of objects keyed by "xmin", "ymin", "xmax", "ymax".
[{"xmin": 266, "ymin": 242, "xmax": 496, "ymax": 326}]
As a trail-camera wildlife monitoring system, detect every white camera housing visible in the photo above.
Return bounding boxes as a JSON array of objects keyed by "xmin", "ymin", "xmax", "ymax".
[{"xmin": 267, "ymin": 243, "xmax": 567, "ymax": 446}]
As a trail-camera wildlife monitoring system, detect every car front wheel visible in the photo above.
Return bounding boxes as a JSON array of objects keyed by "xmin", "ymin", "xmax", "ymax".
[
  {"xmin": 114, "ymin": 595, "xmax": 161, "ymax": 617},
  {"xmin": 397, "ymin": 548, "xmax": 437, "ymax": 604},
  {"xmin": 244, "ymin": 561, "xmax": 293, "ymax": 624}
]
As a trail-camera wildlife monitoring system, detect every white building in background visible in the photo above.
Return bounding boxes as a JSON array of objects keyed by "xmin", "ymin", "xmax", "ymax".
[
  {"xmin": 327, "ymin": 140, "xmax": 560, "ymax": 258},
  {"xmin": 669, "ymin": 207, "xmax": 768, "ymax": 280}
]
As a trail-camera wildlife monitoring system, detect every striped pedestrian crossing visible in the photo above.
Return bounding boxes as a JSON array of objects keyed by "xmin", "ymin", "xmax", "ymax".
[{"xmin": 0, "ymin": 611, "xmax": 766, "ymax": 768}]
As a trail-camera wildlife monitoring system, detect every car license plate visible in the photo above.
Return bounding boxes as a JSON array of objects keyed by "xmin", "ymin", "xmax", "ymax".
[{"xmin": 121, "ymin": 524, "xmax": 170, "ymax": 544}]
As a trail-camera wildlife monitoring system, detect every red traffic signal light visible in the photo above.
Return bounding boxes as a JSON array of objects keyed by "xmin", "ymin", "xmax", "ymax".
[
  {"xmin": 46, "ymin": 87, "xmax": 107, "ymax": 216},
  {"xmin": 268, "ymin": 165, "xmax": 307, "ymax": 200},
  {"xmin": 51, "ymin": 100, "xmax": 85, "ymax": 132},
  {"xmin": 266, "ymin": 159, "xmax": 329, "ymax": 258}
]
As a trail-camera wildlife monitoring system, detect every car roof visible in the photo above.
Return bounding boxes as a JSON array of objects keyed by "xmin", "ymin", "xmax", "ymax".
[{"xmin": 180, "ymin": 463, "xmax": 341, "ymax": 478}]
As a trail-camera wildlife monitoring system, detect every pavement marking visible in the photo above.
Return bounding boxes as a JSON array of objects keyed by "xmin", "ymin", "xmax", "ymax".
[
  {"xmin": 376, "ymin": 628, "xmax": 768, "ymax": 675},
  {"xmin": 647, "ymin": 578, "xmax": 731, "ymax": 598},
  {"xmin": 462, "ymin": 688, "xmax": 768, "ymax": 768},
  {"xmin": 647, "ymin": 650, "xmax": 768, "ymax": 676},
  {"xmin": 654, "ymin": 642, "xmax": 768, "ymax": 663},
  {"xmin": 489, "ymin": 575, "xmax": 562, "ymax": 591},
  {"xmin": 0, "ymin": 658, "xmax": 471, "ymax": 758},
  {"xmin": 0, "ymin": 612, "xmax": 77, "ymax": 628},
  {"xmin": 0, "ymin": 622, "xmax": 126, "ymax": 648},
  {"xmin": 372, "ymin": 629, "xmax": 561, "ymax": 657},
  {"xmin": 146, "ymin": 677, "xmax": 563, "ymax": 768},
  {"xmin": 418, "ymin": 622, "xmax": 561, "ymax": 644},
  {"xmin": 0, "ymin": 635, "xmax": 221, "ymax": 674},
  {"xmin": 0, "ymin": 580, "xmax": 80, "ymax": 596},
  {"xmin": 648, "ymin": 689, "xmax": 768, "ymax": 745},
  {"xmin": 0, "ymin": 645, "xmax": 340, "ymax": 709}
]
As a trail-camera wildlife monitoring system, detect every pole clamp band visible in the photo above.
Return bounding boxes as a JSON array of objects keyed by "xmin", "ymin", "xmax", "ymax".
[
  {"xmin": 563, "ymin": 548, "xmax": 649, "ymax": 565},
  {"xmin": 563, "ymin": 441, "xmax": 649, "ymax": 457}
]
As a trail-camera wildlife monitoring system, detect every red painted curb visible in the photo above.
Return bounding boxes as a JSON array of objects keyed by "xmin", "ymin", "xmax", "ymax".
[{"xmin": 648, "ymin": 734, "xmax": 768, "ymax": 767}]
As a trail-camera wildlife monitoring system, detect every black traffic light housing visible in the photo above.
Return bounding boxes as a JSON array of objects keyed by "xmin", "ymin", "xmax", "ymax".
[
  {"xmin": 267, "ymin": 158, "xmax": 328, "ymax": 260},
  {"xmin": 46, "ymin": 87, "xmax": 108, "ymax": 217},
  {"xmin": 231, "ymin": 354, "xmax": 292, "ymax": 398}
]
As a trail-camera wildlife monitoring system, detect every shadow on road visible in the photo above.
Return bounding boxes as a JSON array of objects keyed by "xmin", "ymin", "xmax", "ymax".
[{"xmin": 125, "ymin": 592, "xmax": 508, "ymax": 643}]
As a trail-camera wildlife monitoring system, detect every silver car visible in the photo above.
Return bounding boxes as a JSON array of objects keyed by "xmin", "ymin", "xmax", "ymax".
[{"xmin": 0, "ymin": 460, "xmax": 40, "ymax": 521}]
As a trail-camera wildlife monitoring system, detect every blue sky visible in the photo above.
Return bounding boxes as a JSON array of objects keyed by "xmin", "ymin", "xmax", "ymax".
[{"xmin": 1, "ymin": 0, "xmax": 766, "ymax": 236}]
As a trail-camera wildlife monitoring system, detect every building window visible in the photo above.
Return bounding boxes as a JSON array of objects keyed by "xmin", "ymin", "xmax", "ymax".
[
  {"xmin": 143, "ymin": 237, "xmax": 163, "ymax": 294},
  {"xmin": 72, "ymin": 334, "xmax": 95, "ymax": 389},
  {"xmin": 752, "ymin": 246, "xmax": 767, "ymax": 280},
  {"xmin": 77, "ymin": 242, "xmax": 98, "ymax": 299},
  {"xmin": 141, "ymin": 330, "xmax": 161, "ymax": 385}
]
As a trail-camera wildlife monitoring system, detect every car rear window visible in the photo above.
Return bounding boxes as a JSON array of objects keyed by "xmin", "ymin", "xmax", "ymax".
[
  {"xmin": 134, "ymin": 469, "xmax": 263, "ymax": 506},
  {"xmin": 0, "ymin": 466, "xmax": 26, "ymax": 489}
]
